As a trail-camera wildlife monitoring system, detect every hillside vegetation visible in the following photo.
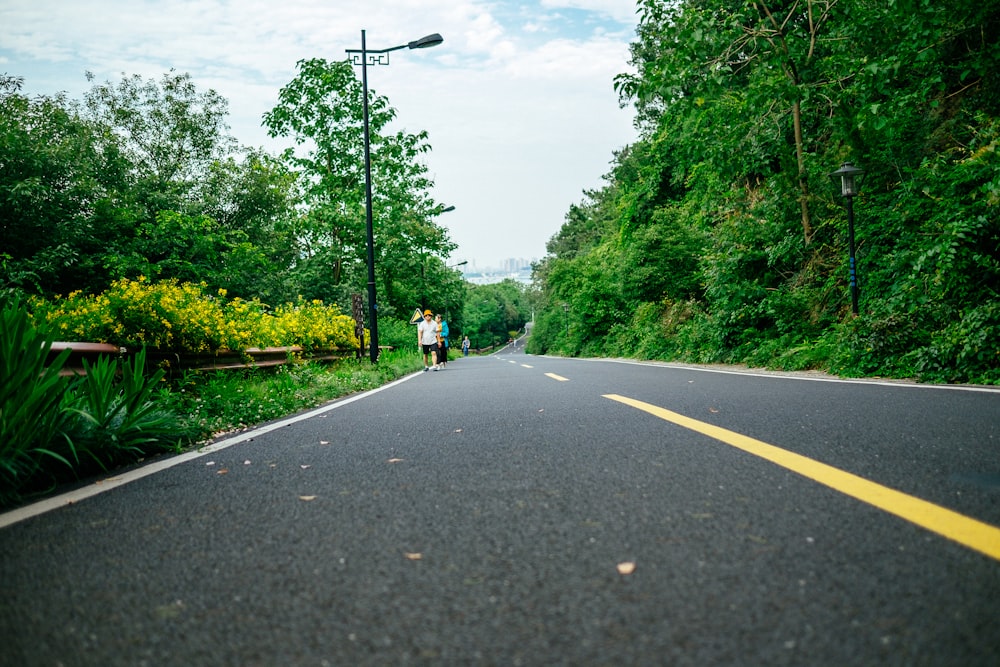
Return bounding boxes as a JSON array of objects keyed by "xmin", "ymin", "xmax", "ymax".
[{"xmin": 528, "ymin": 0, "xmax": 999, "ymax": 384}]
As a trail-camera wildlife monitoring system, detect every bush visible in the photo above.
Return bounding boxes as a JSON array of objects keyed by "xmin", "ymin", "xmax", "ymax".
[
  {"xmin": 0, "ymin": 298, "xmax": 75, "ymax": 503},
  {"xmin": 29, "ymin": 278, "xmax": 360, "ymax": 353},
  {"xmin": 1, "ymin": 297, "xmax": 192, "ymax": 506},
  {"xmin": 66, "ymin": 348, "xmax": 189, "ymax": 473}
]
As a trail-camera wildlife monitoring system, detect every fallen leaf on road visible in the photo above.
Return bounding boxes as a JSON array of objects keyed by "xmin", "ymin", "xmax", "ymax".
[
  {"xmin": 299, "ymin": 495, "xmax": 317, "ymax": 501},
  {"xmin": 387, "ymin": 458, "xmax": 404, "ymax": 464},
  {"xmin": 617, "ymin": 562, "xmax": 636, "ymax": 575},
  {"xmin": 216, "ymin": 469, "xmax": 228, "ymax": 475},
  {"xmin": 404, "ymin": 552, "xmax": 422, "ymax": 560},
  {"xmin": 709, "ymin": 407, "xmax": 719, "ymax": 413}
]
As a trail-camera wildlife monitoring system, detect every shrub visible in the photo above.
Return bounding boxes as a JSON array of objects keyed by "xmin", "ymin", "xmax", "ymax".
[
  {"xmin": 1, "ymin": 297, "xmax": 193, "ymax": 506},
  {"xmin": 0, "ymin": 298, "xmax": 75, "ymax": 502},
  {"xmin": 65, "ymin": 348, "xmax": 189, "ymax": 473},
  {"xmin": 29, "ymin": 278, "xmax": 360, "ymax": 354}
]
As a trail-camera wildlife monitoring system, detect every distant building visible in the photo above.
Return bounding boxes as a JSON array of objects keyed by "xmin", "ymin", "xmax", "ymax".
[{"xmin": 461, "ymin": 257, "xmax": 536, "ymax": 285}]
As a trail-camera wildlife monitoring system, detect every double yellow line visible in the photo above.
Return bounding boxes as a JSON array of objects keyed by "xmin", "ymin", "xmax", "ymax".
[{"xmin": 605, "ymin": 394, "xmax": 1000, "ymax": 562}]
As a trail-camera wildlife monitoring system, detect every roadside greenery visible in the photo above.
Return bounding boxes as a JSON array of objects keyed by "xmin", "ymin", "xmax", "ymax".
[
  {"xmin": 528, "ymin": 0, "xmax": 1000, "ymax": 384},
  {"xmin": 1, "ymin": 293, "xmax": 425, "ymax": 508},
  {"xmin": 1, "ymin": 299, "xmax": 190, "ymax": 506},
  {"xmin": 163, "ymin": 348, "xmax": 423, "ymax": 439},
  {"xmin": 28, "ymin": 277, "xmax": 359, "ymax": 353}
]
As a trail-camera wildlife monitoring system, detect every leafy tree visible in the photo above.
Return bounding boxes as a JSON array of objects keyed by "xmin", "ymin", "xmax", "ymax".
[
  {"xmin": 462, "ymin": 281, "xmax": 531, "ymax": 349},
  {"xmin": 80, "ymin": 69, "xmax": 235, "ymax": 216},
  {"xmin": 2, "ymin": 70, "xmax": 301, "ymax": 302},
  {"xmin": 533, "ymin": 0, "xmax": 1000, "ymax": 382},
  {"xmin": 263, "ymin": 58, "xmax": 456, "ymax": 317},
  {"xmin": 0, "ymin": 76, "xmax": 137, "ymax": 296}
]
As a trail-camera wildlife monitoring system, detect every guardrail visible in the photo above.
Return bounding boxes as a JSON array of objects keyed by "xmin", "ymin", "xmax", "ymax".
[{"xmin": 47, "ymin": 342, "xmax": 352, "ymax": 376}]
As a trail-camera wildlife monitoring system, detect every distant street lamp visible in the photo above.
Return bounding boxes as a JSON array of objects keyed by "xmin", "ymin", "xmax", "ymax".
[
  {"xmin": 448, "ymin": 260, "xmax": 468, "ymax": 270},
  {"xmin": 347, "ymin": 30, "xmax": 444, "ymax": 362},
  {"xmin": 829, "ymin": 162, "xmax": 865, "ymax": 315}
]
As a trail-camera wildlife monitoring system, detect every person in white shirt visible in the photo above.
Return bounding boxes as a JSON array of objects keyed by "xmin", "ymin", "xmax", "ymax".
[{"xmin": 417, "ymin": 310, "xmax": 439, "ymax": 371}]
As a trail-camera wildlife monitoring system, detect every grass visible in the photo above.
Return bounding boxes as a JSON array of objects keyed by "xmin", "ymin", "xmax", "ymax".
[{"xmin": 163, "ymin": 348, "xmax": 425, "ymax": 441}]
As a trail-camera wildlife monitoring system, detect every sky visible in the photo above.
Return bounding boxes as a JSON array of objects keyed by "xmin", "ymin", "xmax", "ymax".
[{"xmin": 0, "ymin": 0, "xmax": 641, "ymax": 270}]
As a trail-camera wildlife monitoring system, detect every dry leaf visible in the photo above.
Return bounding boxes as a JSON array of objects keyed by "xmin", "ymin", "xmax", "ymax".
[
  {"xmin": 216, "ymin": 469, "xmax": 229, "ymax": 475},
  {"xmin": 404, "ymin": 552, "xmax": 423, "ymax": 560},
  {"xmin": 617, "ymin": 562, "xmax": 636, "ymax": 575},
  {"xmin": 299, "ymin": 495, "xmax": 317, "ymax": 501},
  {"xmin": 709, "ymin": 407, "xmax": 719, "ymax": 413},
  {"xmin": 387, "ymin": 458, "xmax": 404, "ymax": 464}
]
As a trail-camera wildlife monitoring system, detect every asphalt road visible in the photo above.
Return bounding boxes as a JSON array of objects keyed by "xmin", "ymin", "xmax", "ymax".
[{"xmin": 2, "ymin": 347, "xmax": 999, "ymax": 666}]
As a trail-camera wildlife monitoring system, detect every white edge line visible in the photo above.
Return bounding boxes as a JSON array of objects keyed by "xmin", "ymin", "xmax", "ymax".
[
  {"xmin": 539, "ymin": 355, "xmax": 1000, "ymax": 394},
  {"xmin": 0, "ymin": 371, "xmax": 422, "ymax": 530}
]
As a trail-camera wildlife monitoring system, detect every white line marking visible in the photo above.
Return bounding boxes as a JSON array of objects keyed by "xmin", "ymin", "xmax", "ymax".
[{"xmin": 0, "ymin": 372, "xmax": 421, "ymax": 529}]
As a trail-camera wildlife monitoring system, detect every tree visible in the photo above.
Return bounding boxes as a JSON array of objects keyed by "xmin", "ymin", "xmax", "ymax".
[
  {"xmin": 0, "ymin": 76, "xmax": 133, "ymax": 296},
  {"xmin": 263, "ymin": 58, "xmax": 455, "ymax": 317}
]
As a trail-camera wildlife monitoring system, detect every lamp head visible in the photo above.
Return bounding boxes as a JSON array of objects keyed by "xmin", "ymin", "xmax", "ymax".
[
  {"xmin": 409, "ymin": 33, "xmax": 444, "ymax": 49},
  {"xmin": 829, "ymin": 162, "xmax": 865, "ymax": 198}
]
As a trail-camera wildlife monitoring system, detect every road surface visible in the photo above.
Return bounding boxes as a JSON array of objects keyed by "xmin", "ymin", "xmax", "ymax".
[{"xmin": 2, "ymin": 349, "xmax": 999, "ymax": 665}]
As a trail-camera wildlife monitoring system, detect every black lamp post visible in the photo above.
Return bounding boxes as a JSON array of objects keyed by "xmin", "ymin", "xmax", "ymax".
[
  {"xmin": 347, "ymin": 30, "xmax": 444, "ymax": 362},
  {"xmin": 830, "ymin": 162, "xmax": 865, "ymax": 315}
]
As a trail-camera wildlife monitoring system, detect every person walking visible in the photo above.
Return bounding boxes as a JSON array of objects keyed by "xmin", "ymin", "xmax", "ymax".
[
  {"xmin": 462, "ymin": 336, "xmax": 470, "ymax": 357},
  {"xmin": 418, "ymin": 310, "xmax": 439, "ymax": 371},
  {"xmin": 435, "ymin": 314, "xmax": 450, "ymax": 368}
]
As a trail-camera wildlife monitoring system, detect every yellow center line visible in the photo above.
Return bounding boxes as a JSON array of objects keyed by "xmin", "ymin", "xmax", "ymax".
[
  {"xmin": 604, "ymin": 393, "xmax": 1000, "ymax": 562},
  {"xmin": 546, "ymin": 373, "xmax": 570, "ymax": 382}
]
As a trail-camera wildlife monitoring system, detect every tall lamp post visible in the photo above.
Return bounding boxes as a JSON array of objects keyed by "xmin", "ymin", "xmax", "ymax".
[
  {"xmin": 347, "ymin": 30, "xmax": 444, "ymax": 362},
  {"xmin": 830, "ymin": 162, "xmax": 865, "ymax": 315}
]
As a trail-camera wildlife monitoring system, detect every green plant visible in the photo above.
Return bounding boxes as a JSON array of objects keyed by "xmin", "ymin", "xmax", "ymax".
[
  {"xmin": 66, "ymin": 348, "xmax": 189, "ymax": 472},
  {"xmin": 0, "ymin": 298, "xmax": 75, "ymax": 503}
]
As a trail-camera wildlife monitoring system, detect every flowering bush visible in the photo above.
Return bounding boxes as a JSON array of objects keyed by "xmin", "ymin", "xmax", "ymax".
[{"xmin": 30, "ymin": 278, "xmax": 360, "ymax": 353}]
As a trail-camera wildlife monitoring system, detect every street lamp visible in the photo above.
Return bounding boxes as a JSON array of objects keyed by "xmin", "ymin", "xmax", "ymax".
[
  {"xmin": 829, "ymin": 162, "xmax": 865, "ymax": 315},
  {"xmin": 347, "ymin": 30, "xmax": 444, "ymax": 362},
  {"xmin": 448, "ymin": 260, "xmax": 468, "ymax": 270}
]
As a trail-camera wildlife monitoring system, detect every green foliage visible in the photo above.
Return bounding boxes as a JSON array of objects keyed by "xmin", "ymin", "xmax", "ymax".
[
  {"xmin": 534, "ymin": 0, "xmax": 1000, "ymax": 384},
  {"xmin": 29, "ymin": 278, "xmax": 359, "ymax": 353},
  {"xmin": 462, "ymin": 280, "xmax": 533, "ymax": 350},
  {"xmin": 263, "ymin": 58, "xmax": 456, "ymax": 317},
  {"xmin": 162, "ymin": 350, "xmax": 424, "ymax": 440},
  {"xmin": 66, "ymin": 349, "xmax": 187, "ymax": 472},
  {"xmin": 0, "ymin": 298, "xmax": 75, "ymax": 501},
  {"xmin": 0, "ymin": 299, "xmax": 190, "ymax": 506}
]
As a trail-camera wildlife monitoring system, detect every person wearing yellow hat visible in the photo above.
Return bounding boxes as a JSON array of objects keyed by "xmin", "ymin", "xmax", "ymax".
[{"xmin": 417, "ymin": 309, "xmax": 440, "ymax": 371}]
